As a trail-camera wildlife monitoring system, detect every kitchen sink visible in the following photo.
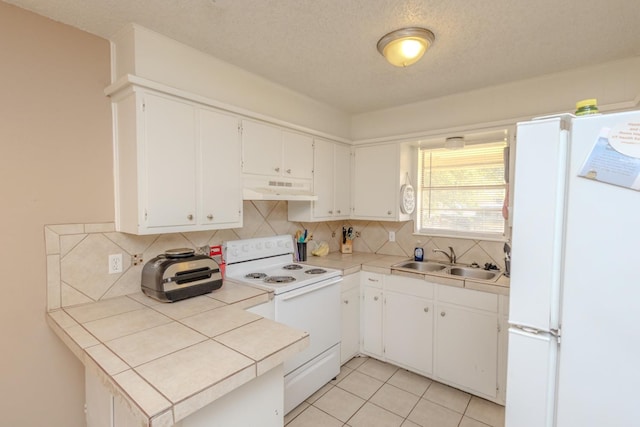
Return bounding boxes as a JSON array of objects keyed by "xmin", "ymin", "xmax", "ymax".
[
  {"xmin": 392, "ymin": 261, "xmax": 447, "ymax": 273},
  {"xmin": 392, "ymin": 260, "xmax": 500, "ymax": 281},
  {"xmin": 446, "ymin": 267, "xmax": 499, "ymax": 280}
]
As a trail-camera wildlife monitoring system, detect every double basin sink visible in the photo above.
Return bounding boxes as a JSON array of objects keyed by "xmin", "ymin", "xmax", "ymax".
[{"xmin": 392, "ymin": 260, "xmax": 500, "ymax": 281}]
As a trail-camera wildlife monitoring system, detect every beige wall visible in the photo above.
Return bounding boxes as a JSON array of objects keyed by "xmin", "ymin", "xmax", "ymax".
[{"xmin": 0, "ymin": 3, "xmax": 112, "ymax": 426}]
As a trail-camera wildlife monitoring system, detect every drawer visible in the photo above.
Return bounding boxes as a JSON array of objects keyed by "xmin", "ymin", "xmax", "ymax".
[{"xmin": 360, "ymin": 271, "xmax": 383, "ymax": 289}]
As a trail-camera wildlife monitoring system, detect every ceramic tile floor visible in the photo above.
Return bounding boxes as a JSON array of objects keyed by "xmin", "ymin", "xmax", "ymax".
[{"xmin": 285, "ymin": 356, "xmax": 505, "ymax": 427}]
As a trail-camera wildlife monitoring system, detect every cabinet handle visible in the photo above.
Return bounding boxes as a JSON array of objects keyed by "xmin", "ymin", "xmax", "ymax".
[
  {"xmin": 368, "ymin": 278, "xmax": 379, "ymax": 282},
  {"xmin": 336, "ymin": 210, "xmax": 341, "ymax": 214},
  {"xmin": 440, "ymin": 311, "xmax": 446, "ymax": 317},
  {"xmin": 207, "ymin": 214, "xmax": 213, "ymax": 220},
  {"xmin": 187, "ymin": 214, "xmax": 194, "ymax": 221},
  {"xmin": 286, "ymin": 168, "xmax": 292, "ymax": 174},
  {"xmin": 343, "ymin": 300, "xmax": 349, "ymax": 304},
  {"xmin": 374, "ymin": 296, "xmax": 379, "ymax": 301},
  {"xmin": 275, "ymin": 167, "xmax": 280, "ymax": 172},
  {"xmin": 424, "ymin": 307, "xmax": 429, "ymax": 313},
  {"xmin": 387, "ymin": 210, "xmax": 392, "ymax": 215},
  {"xmin": 329, "ymin": 210, "xmax": 333, "ymax": 214}
]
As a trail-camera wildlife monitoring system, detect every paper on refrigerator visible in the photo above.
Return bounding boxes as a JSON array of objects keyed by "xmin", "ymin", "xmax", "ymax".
[{"xmin": 578, "ymin": 121, "xmax": 640, "ymax": 191}]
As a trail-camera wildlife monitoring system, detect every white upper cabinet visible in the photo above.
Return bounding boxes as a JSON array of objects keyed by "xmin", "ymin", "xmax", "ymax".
[
  {"xmin": 111, "ymin": 86, "xmax": 242, "ymax": 234},
  {"xmin": 282, "ymin": 130, "xmax": 314, "ymax": 180},
  {"xmin": 241, "ymin": 120, "xmax": 313, "ymax": 180},
  {"xmin": 334, "ymin": 143, "xmax": 352, "ymax": 217},
  {"xmin": 199, "ymin": 107, "xmax": 243, "ymax": 227},
  {"xmin": 288, "ymin": 138, "xmax": 351, "ymax": 222},
  {"xmin": 352, "ymin": 143, "xmax": 413, "ymax": 221},
  {"xmin": 142, "ymin": 92, "xmax": 198, "ymax": 228}
]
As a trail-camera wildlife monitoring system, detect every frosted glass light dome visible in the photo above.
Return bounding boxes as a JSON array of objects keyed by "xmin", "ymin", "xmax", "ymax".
[{"xmin": 377, "ymin": 27, "xmax": 435, "ymax": 67}]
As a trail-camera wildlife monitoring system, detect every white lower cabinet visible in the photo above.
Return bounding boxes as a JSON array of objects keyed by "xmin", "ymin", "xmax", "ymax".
[
  {"xmin": 86, "ymin": 364, "xmax": 284, "ymax": 427},
  {"xmin": 85, "ymin": 367, "xmax": 145, "ymax": 427},
  {"xmin": 383, "ymin": 290, "xmax": 434, "ymax": 376},
  {"xmin": 359, "ymin": 272, "xmax": 505, "ymax": 404},
  {"xmin": 497, "ymin": 294, "xmax": 510, "ymax": 403},
  {"xmin": 340, "ymin": 273, "xmax": 361, "ymax": 364},
  {"xmin": 360, "ymin": 272, "xmax": 384, "ymax": 358},
  {"xmin": 434, "ymin": 303, "xmax": 498, "ymax": 398}
]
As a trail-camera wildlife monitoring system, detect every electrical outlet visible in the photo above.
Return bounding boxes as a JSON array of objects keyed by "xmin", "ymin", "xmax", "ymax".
[
  {"xmin": 389, "ymin": 231, "xmax": 396, "ymax": 242},
  {"xmin": 108, "ymin": 254, "xmax": 123, "ymax": 274}
]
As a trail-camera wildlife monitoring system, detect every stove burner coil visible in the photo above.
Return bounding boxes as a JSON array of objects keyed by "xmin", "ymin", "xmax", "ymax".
[
  {"xmin": 305, "ymin": 268, "xmax": 327, "ymax": 275},
  {"xmin": 264, "ymin": 276, "xmax": 296, "ymax": 283},
  {"xmin": 245, "ymin": 272, "xmax": 267, "ymax": 279},
  {"xmin": 282, "ymin": 264, "xmax": 303, "ymax": 270}
]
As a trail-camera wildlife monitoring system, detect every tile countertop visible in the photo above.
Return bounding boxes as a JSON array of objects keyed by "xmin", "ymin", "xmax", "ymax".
[
  {"xmin": 303, "ymin": 252, "xmax": 510, "ymax": 296},
  {"xmin": 46, "ymin": 283, "xmax": 309, "ymax": 427}
]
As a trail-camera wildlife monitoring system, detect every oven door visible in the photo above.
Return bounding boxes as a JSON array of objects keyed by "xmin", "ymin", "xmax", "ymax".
[{"xmin": 274, "ymin": 276, "xmax": 341, "ymax": 374}]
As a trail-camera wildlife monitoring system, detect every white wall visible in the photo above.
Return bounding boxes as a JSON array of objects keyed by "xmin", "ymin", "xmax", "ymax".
[
  {"xmin": 111, "ymin": 24, "xmax": 352, "ymax": 140},
  {"xmin": 351, "ymin": 57, "xmax": 640, "ymax": 142}
]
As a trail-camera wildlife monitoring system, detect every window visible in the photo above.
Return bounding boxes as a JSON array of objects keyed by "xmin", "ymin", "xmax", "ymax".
[{"xmin": 417, "ymin": 139, "xmax": 507, "ymax": 239}]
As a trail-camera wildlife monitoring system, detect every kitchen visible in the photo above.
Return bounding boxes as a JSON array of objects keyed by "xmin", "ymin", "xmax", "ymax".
[{"xmin": 2, "ymin": 1, "xmax": 640, "ymax": 427}]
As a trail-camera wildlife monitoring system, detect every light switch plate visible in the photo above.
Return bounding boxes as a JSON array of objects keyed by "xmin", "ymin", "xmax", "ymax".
[{"xmin": 389, "ymin": 231, "xmax": 396, "ymax": 242}]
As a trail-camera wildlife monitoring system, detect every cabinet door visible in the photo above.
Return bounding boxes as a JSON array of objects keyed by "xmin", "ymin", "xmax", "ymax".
[
  {"xmin": 352, "ymin": 144, "xmax": 397, "ymax": 219},
  {"xmin": 199, "ymin": 108, "xmax": 242, "ymax": 227},
  {"xmin": 282, "ymin": 131, "xmax": 313, "ymax": 179},
  {"xmin": 384, "ymin": 291, "xmax": 434, "ymax": 375},
  {"xmin": 85, "ymin": 367, "xmax": 113, "ymax": 427},
  {"xmin": 143, "ymin": 92, "xmax": 197, "ymax": 227},
  {"xmin": 341, "ymin": 286, "xmax": 360, "ymax": 364},
  {"xmin": 435, "ymin": 304, "xmax": 498, "ymax": 398},
  {"xmin": 241, "ymin": 120, "xmax": 282, "ymax": 176},
  {"xmin": 333, "ymin": 143, "xmax": 351, "ymax": 218},
  {"xmin": 312, "ymin": 139, "xmax": 334, "ymax": 219},
  {"xmin": 361, "ymin": 286, "xmax": 383, "ymax": 357}
]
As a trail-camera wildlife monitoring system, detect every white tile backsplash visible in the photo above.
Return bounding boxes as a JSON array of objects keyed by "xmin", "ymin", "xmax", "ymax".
[{"xmin": 45, "ymin": 201, "xmax": 505, "ymax": 310}]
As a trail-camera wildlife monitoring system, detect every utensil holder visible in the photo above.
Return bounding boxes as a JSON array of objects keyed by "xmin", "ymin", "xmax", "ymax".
[{"xmin": 297, "ymin": 242, "xmax": 307, "ymax": 261}]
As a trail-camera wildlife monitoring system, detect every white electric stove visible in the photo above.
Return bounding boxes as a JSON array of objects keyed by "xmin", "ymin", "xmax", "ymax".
[{"xmin": 223, "ymin": 235, "xmax": 342, "ymax": 414}]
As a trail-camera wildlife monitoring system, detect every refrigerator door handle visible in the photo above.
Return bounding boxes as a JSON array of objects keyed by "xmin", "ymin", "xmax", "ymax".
[{"xmin": 511, "ymin": 324, "xmax": 561, "ymax": 339}]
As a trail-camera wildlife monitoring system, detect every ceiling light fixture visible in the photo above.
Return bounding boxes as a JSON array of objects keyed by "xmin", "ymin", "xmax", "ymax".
[{"xmin": 377, "ymin": 27, "xmax": 435, "ymax": 67}]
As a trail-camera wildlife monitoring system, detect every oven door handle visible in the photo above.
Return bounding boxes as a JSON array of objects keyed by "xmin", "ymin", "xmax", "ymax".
[{"xmin": 280, "ymin": 276, "xmax": 342, "ymax": 301}]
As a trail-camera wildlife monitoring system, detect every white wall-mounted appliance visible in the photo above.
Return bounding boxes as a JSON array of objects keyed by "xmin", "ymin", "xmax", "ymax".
[
  {"xmin": 506, "ymin": 110, "xmax": 640, "ymax": 426},
  {"xmin": 224, "ymin": 235, "xmax": 342, "ymax": 414}
]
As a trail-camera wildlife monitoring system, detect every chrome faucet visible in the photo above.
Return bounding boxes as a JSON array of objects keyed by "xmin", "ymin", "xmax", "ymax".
[{"xmin": 433, "ymin": 246, "xmax": 457, "ymax": 264}]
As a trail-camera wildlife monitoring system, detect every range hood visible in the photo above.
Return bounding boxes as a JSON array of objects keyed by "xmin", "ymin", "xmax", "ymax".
[{"xmin": 243, "ymin": 176, "xmax": 318, "ymax": 201}]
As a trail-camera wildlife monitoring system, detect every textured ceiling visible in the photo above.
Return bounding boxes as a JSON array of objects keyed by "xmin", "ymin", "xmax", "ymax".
[{"xmin": 5, "ymin": 0, "xmax": 640, "ymax": 114}]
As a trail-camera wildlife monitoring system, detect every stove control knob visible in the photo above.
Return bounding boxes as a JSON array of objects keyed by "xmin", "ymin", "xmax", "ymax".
[
  {"xmin": 242, "ymin": 244, "xmax": 249, "ymax": 252},
  {"xmin": 265, "ymin": 241, "xmax": 273, "ymax": 249},
  {"xmin": 277, "ymin": 240, "xmax": 284, "ymax": 247},
  {"xmin": 255, "ymin": 242, "xmax": 263, "ymax": 250},
  {"xmin": 231, "ymin": 248, "xmax": 239, "ymax": 257},
  {"xmin": 285, "ymin": 240, "xmax": 292, "ymax": 249}
]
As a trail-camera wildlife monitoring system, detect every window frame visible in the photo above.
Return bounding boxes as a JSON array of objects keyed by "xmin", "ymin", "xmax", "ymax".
[{"xmin": 415, "ymin": 133, "xmax": 510, "ymax": 241}]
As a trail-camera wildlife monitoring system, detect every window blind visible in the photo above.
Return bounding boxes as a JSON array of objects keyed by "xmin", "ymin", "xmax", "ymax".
[{"xmin": 418, "ymin": 141, "xmax": 507, "ymax": 238}]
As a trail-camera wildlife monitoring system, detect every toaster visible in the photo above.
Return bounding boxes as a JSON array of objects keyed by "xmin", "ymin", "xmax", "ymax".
[{"xmin": 141, "ymin": 248, "xmax": 222, "ymax": 302}]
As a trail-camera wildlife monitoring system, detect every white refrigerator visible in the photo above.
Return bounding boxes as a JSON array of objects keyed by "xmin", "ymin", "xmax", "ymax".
[{"xmin": 505, "ymin": 110, "xmax": 640, "ymax": 427}]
